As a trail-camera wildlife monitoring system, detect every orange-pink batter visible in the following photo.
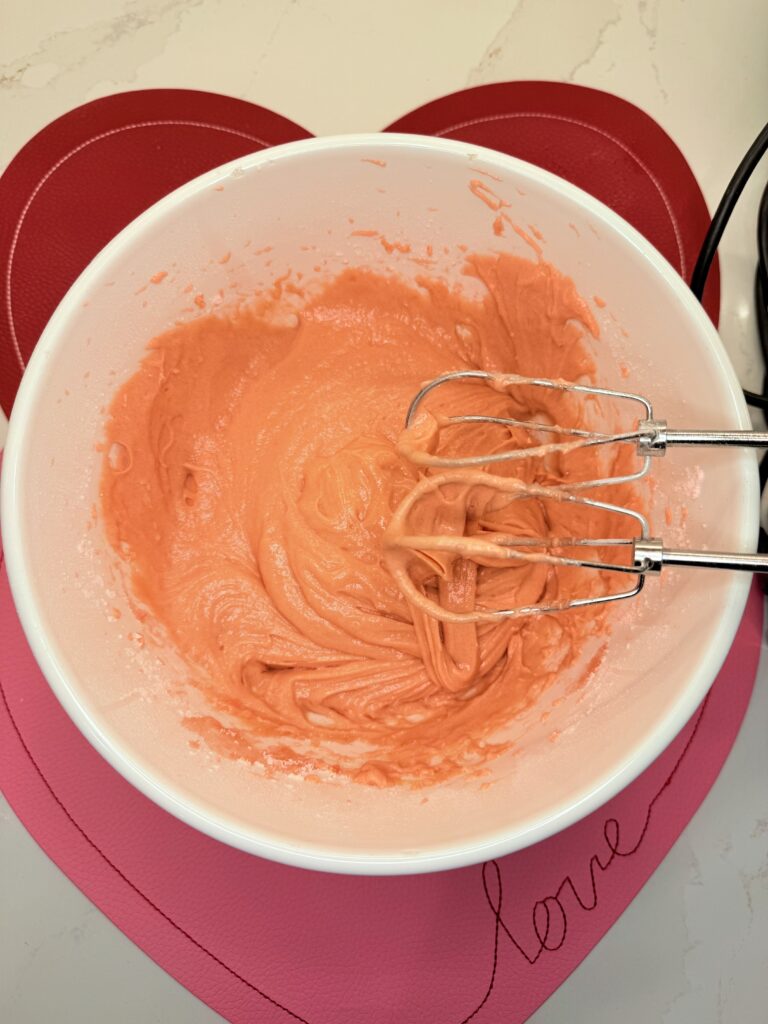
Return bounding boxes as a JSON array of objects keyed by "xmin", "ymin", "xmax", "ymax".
[{"xmin": 100, "ymin": 253, "xmax": 637, "ymax": 787}]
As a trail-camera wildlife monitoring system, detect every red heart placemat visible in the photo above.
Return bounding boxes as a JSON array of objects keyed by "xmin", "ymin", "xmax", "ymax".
[
  {"xmin": 0, "ymin": 86, "xmax": 753, "ymax": 1024},
  {"xmin": 0, "ymin": 90, "xmax": 311, "ymax": 415}
]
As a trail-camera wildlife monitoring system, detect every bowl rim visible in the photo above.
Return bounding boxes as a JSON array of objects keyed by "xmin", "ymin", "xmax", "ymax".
[{"xmin": 1, "ymin": 132, "xmax": 758, "ymax": 874}]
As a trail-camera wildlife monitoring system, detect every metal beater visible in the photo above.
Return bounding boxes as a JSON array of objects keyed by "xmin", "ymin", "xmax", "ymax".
[{"xmin": 386, "ymin": 370, "xmax": 768, "ymax": 622}]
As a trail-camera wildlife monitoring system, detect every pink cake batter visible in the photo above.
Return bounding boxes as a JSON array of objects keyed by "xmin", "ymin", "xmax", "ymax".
[{"xmin": 100, "ymin": 253, "xmax": 639, "ymax": 787}]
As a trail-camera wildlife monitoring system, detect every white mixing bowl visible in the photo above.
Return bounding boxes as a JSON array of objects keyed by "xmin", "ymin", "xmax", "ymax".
[{"xmin": 1, "ymin": 134, "xmax": 758, "ymax": 874}]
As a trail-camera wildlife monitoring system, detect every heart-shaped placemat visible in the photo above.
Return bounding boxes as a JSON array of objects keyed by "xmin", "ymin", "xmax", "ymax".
[
  {"xmin": 0, "ymin": 89, "xmax": 311, "ymax": 415},
  {"xmin": 0, "ymin": 86, "xmax": 754, "ymax": 1024}
]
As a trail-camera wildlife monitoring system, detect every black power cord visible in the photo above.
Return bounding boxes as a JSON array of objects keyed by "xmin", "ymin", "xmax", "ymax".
[
  {"xmin": 690, "ymin": 120, "xmax": 768, "ymax": 298},
  {"xmin": 757, "ymin": 177, "xmax": 768, "ymax": 419},
  {"xmin": 688, "ymin": 121, "xmax": 768, "ymax": 567},
  {"xmin": 757, "ymin": 184, "xmax": 768, "ymax": 497},
  {"xmin": 689, "ymin": 120, "xmax": 768, "ymax": 411}
]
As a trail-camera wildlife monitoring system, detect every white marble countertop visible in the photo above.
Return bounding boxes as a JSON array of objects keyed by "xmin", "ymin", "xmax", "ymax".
[{"xmin": 1, "ymin": 1, "xmax": 767, "ymax": 1020}]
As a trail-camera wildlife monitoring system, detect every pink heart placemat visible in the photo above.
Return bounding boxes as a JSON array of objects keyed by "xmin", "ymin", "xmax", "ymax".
[{"xmin": 0, "ymin": 85, "xmax": 757, "ymax": 1024}]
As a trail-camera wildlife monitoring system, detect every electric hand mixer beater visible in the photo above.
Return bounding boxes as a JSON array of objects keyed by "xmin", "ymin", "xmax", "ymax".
[{"xmin": 384, "ymin": 370, "xmax": 768, "ymax": 623}]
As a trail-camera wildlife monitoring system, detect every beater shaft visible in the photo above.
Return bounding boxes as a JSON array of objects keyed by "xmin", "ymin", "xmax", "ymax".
[{"xmin": 636, "ymin": 539, "xmax": 768, "ymax": 573}]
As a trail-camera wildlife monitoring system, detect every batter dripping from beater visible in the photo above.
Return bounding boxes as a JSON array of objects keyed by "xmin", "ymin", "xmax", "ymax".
[{"xmin": 100, "ymin": 253, "xmax": 638, "ymax": 787}]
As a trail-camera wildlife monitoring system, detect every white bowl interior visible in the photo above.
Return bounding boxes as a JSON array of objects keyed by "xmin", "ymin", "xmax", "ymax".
[{"xmin": 2, "ymin": 135, "xmax": 757, "ymax": 872}]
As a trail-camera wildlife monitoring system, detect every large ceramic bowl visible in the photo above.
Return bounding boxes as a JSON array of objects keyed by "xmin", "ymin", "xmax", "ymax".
[{"xmin": 1, "ymin": 134, "xmax": 757, "ymax": 873}]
